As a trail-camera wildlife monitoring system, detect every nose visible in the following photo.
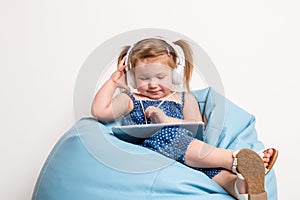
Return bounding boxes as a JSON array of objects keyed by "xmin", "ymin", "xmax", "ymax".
[{"xmin": 148, "ymin": 81, "xmax": 158, "ymax": 88}]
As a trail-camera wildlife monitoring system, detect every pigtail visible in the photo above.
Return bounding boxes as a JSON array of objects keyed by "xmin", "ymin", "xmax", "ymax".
[{"xmin": 174, "ymin": 40, "xmax": 194, "ymax": 91}]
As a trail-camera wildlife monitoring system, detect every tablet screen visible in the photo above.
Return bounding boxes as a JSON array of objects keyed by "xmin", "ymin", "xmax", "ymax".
[{"xmin": 112, "ymin": 122, "xmax": 204, "ymax": 144}]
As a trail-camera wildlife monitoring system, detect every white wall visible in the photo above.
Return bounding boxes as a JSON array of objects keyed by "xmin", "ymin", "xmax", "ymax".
[{"xmin": 1, "ymin": 0, "xmax": 299, "ymax": 199}]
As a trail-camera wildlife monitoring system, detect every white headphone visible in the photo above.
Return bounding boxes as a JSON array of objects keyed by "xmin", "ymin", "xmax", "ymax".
[{"xmin": 124, "ymin": 37, "xmax": 185, "ymax": 88}]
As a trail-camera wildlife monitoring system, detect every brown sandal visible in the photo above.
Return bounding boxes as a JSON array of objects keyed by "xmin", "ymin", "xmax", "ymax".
[{"xmin": 232, "ymin": 148, "xmax": 268, "ymax": 200}]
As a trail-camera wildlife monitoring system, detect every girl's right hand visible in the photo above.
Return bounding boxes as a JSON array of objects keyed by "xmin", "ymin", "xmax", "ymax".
[
  {"xmin": 110, "ymin": 56, "xmax": 130, "ymax": 90},
  {"xmin": 145, "ymin": 106, "xmax": 167, "ymax": 123}
]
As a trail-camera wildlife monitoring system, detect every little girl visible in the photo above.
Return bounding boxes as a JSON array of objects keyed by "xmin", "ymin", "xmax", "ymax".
[{"xmin": 92, "ymin": 37, "xmax": 278, "ymax": 200}]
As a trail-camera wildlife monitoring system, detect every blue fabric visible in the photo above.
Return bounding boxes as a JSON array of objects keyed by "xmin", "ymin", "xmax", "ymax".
[{"xmin": 32, "ymin": 87, "xmax": 278, "ymax": 200}]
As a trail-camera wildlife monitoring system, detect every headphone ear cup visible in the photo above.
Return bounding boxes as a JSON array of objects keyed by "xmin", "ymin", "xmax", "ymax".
[
  {"xmin": 172, "ymin": 58, "xmax": 184, "ymax": 85},
  {"xmin": 127, "ymin": 70, "xmax": 136, "ymax": 88},
  {"xmin": 172, "ymin": 69, "xmax": 183, "ymax": 85}
]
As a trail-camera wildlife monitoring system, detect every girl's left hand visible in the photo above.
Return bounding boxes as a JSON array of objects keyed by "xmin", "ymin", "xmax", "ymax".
[{"xmin": 145, "ymin": 106, "xmax": 167, "ymax": 123}]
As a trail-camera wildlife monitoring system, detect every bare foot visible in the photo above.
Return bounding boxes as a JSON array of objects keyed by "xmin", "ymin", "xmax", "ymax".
[{"xmin": 262, "ymin": 148, "xmax": 274, "ymax": 168}]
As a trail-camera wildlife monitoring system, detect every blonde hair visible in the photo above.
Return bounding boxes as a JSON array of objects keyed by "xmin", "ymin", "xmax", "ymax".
[{"xmin": 118, "ymin": 38, "xmax": 194, "ymax": 91}]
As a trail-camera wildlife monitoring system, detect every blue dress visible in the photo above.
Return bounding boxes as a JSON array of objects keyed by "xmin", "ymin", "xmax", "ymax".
[{"xmin": 121, "ymin": 90, "xmax": 222, "ymax": 179}]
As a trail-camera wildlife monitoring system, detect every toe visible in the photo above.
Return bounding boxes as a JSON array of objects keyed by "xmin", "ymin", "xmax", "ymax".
[{"xmin": 267, "ymin": 148, "xmax": 274, "ymax": 156}]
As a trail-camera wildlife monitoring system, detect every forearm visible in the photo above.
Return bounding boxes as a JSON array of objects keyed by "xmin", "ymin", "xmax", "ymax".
[
  {"xmin": 145, "ymin": 106, "xmax": 202, "ymax": 124},
  {"xmin": 164, "ymin": 116, "xmax": 200, "ymax": 123},
  {"xmin": 91, "ymin": 78, "xmax": 118, "ymax": 119}
]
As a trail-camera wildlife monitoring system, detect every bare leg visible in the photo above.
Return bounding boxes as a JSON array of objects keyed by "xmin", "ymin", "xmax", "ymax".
[
  {"xmin": 184, "ymin": 140, "xmax": 235, "ymax": 170},
  {"xmin": 213, "ymin": 170, "xmax": 246, "ymax": 199},
  {"xmin": 184, "ymin": 139, "xmax": 275, "ymax": 172}
]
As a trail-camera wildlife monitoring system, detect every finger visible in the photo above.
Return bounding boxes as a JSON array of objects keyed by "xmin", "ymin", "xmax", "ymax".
[
  {"xmin": 144, "ymin": 108, "xmax": 150, "ymax": 117},
  {"xmin": 145, "ymin": 107, "xmax": 155, "ymax": 118},
  {"xmin": 118, "ymin": 56, "xmax": 127, "ymax": 71},
  {"xmin": 145, "ymin": 106, "xmax": 154, "ymax": 112}
]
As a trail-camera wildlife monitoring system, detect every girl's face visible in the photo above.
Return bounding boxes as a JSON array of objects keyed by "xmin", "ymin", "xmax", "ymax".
[{"xmin": 134, "ymin": 60, "xmax": 173, "ymax": 100}]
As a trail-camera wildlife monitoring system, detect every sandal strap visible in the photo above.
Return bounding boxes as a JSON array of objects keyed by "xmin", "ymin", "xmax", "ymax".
[
  {"xmin": 232, "ymin": 150, "xmax": 238, "ymax": 174},
  {"xmin": 232, "ymin": 150, "xmax": 245, "ymax": 180},
  {"xmin": 234, "ymin": 180, "xmax": 248, "ymax": 200}
]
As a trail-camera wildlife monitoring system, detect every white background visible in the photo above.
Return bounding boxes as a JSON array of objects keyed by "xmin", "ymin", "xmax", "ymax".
[{"xmin": 1, "ymin": 0, "xmax": 299, "ymax": 199}]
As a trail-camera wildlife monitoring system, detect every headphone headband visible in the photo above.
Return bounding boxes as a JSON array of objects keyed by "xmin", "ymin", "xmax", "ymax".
[{"xmin": 125, "ymin": 37, "xmax": 185, "ymax": 69}]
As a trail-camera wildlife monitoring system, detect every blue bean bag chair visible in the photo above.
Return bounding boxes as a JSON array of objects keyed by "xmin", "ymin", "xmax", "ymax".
[{"xmin": 32, "ymin": 87, "xmax": 278, "ymax": 200}]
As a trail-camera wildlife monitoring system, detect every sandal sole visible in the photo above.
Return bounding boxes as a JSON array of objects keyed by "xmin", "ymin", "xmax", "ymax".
[{"xmin": 237, "ymin": 148, "xmax": 267, "ymax": 200}]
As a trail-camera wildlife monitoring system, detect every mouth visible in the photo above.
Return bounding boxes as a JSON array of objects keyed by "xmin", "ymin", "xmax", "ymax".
[{"xmin": 147, "ymin": 90, "xmax": 161, "ymax": 95}]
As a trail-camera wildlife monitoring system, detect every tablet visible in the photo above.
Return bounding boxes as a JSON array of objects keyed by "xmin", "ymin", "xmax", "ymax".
[{"xmin": 112, "ymin": 122, "xmax": 204, "ymax": 144}]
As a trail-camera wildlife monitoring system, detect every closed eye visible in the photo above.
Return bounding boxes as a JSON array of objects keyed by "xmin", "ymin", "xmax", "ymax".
[
  {"xmin": 157, "ymin": 75, "xmax": 166, "ymax": 79},
  {"xmin": 139, "ymin": 77, "xmax": 149, "ymax": 81}
]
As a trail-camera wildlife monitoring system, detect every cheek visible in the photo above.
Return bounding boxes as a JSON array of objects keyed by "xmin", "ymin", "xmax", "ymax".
[
  {"xmin": 159, "ymin": 78, "xmax": 173, "ymax": 88},
  {"xmin": 165, "ymin": 75, "xmax": 173, "ymax": 85},
  {"xmin": 135, "ymin": 80, "xmax": 147, "ymax": 88}
]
